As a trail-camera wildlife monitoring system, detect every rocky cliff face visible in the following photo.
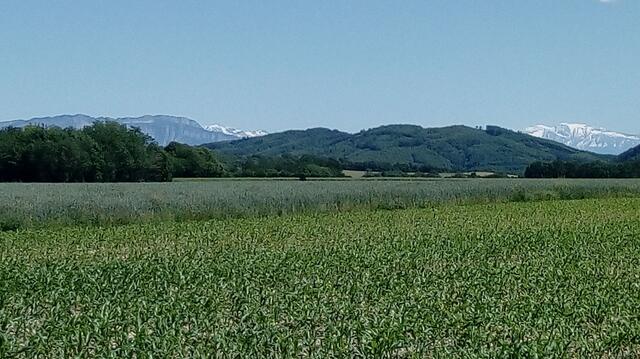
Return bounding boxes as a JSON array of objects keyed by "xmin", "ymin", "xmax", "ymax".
[{"xmin": 0, "ymin": 114, "xmax": 266, "ymax": 146}]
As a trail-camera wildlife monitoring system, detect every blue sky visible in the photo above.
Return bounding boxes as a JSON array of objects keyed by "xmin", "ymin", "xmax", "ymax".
[{"xmin": 1, "ymin": 0, "xmax": 638, "ymax": 133}]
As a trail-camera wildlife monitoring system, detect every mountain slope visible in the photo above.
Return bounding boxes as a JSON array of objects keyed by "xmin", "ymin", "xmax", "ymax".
[
  {"xmin": 0, "ymin": 114, "xmax": 265, "ymax": 146},
  {"xmin": 619, "ymin": 144, "xmax": 640, "ymax": 162},
  {"xmin": 208, "ymin": 125, "xmax": 607, "ymax": 173},
  {"xmin": 117, "ymin": 115, "xmax": 237, "ymax": 145},
  {"xmin": 524, "ymin": 123, "xmax": 640, "ymax": 155}
]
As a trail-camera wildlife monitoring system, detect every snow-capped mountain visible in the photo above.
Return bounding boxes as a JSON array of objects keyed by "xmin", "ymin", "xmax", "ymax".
[
  {"xmin": 0, "ymin": 114, "xmax": 266, "ymax": 146},
  {"xmin": 524, "ymin": 123, "xmax": 640, "ymax": 155},
  {"xmin": 204, "ymin": 124, "xmax": 268, "ymax": 139}
]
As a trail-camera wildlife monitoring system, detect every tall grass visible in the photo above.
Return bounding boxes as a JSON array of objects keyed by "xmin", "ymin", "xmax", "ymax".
[{"xmin": 2, "ymin": 179, "xmax": 640, "ymax": 230}]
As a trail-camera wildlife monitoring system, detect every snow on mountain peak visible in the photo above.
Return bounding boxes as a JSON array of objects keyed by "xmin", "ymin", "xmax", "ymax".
[
  {"xmin": 524, "ymin": 123, "xmax": 640, "ymax": 155},
  {"xmin": 204, "ymin": 124, "xmax": 268, "ymax": 138}
]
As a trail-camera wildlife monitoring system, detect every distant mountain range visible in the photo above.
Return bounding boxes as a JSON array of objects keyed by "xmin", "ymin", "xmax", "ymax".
[
  {"xmin": 524, "ymin": 123, "xmax": 640, "ymax": 155},
  {"xmin": 4, "ymin": 115, "xmax": 636, "ymax": 173},
  {"xmin": 207, "ymin": 125, "xmax": 607, "ymax": 173},
  {"xmin": 203, "ymin": 124, "xmax": 268, "ymax": 139},
  {"xmin": 0, "ymin": 114, "xmax": 266, "ymax": 146}
]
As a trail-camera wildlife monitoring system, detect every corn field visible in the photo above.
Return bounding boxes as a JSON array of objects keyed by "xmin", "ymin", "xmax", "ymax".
[{"xmin": 1, "ymin": 196, "xmax": 640, "ymax": 357}]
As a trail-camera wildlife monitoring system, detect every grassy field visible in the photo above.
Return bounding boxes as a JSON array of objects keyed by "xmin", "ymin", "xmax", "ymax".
[
  {"xmin": 1, "ymin": 197, "xmax": 639, "ymax": 356},
  {"xmin": 3, "ymin": 179, "xmax": 640, "ymax": 230}
]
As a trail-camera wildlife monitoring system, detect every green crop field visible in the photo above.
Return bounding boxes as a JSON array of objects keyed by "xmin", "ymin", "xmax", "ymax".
[
  {"xmin": 1, "ymin": 196, "xmax": 640, "ymax": 357},
  {"xmin": 3, "ymin": 179, "xmax": 640, "ymax": 230}
]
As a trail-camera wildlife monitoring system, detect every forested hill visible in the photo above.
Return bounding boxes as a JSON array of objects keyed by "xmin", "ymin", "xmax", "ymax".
[
  {"xmin": 0, "ymin": 123, "xmax": 345, "ymax": 182},
  {"xmin": 524, "ymin": 142, "xmax": 640, "ymax": 179},
  {"xmin": 619, "ymin": 144, "xmax": 640, "ymax": 162},
  {"xmin": 206, "ymin": 125, "xmax": 608, "ymax": 173}
]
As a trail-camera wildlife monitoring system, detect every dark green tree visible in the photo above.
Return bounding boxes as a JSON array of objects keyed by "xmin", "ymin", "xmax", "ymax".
[{"xmin": 165, "ymin": 142, "xmax": 226, "ymax": 178}]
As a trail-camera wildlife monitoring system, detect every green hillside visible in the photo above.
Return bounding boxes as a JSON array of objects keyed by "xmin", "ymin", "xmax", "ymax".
[{"xmin": 207, "ymin": 125, "xmax": 607, "ymax": 173}]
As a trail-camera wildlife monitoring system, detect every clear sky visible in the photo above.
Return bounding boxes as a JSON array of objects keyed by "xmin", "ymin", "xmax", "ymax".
[{"xmin": 1, "ymin": 0, "xmax": 638, "ymax": 133}]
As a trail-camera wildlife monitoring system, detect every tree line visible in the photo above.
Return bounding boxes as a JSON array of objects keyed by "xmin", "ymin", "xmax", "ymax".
[
  {"xmin": 524, "ymin": 159, "xmax": 640, "ymax": 179},
  {"xmin": 232, "ymin": 155, "xmax": 344, "ymax": 178},
  {"xmin": 0, "ymin": 123, "xmax": 172, "ymax": 182},
  {"xmin": 0, "ymin": 123, "xmax": 345, "ymax": 182}
]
